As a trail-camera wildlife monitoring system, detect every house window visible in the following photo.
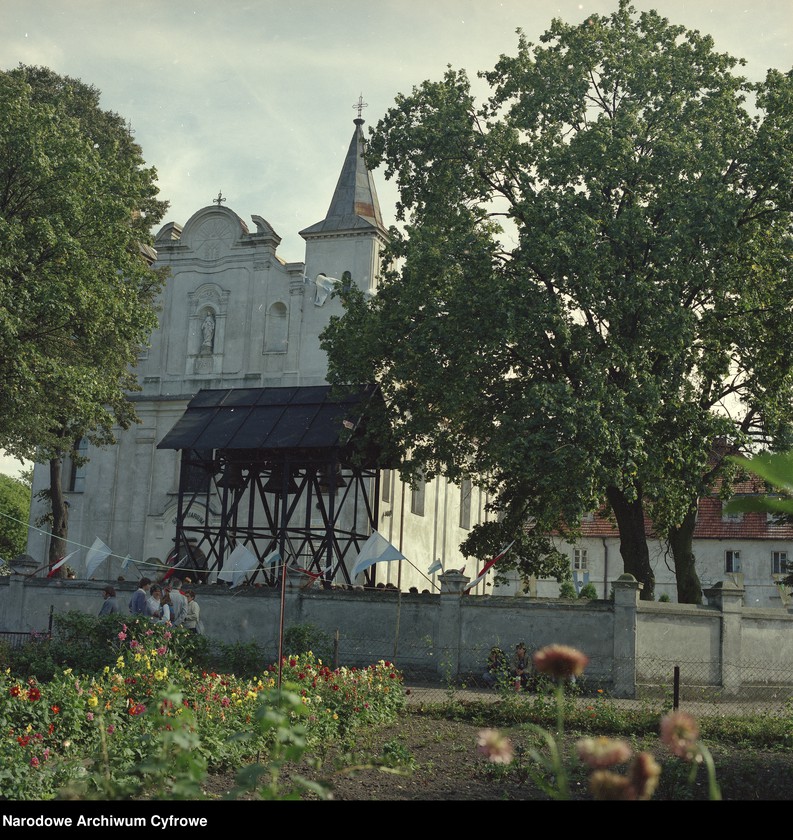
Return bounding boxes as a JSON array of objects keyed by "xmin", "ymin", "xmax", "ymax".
[
  {"xmin": 459, "ymin": 478, "xmax": 472, "ymax": 530},
  {"xmin": 772, "ymin": 551, "xmax": 788, "ymax": 575},
  {"xmin": 573, "ymin": 548, "xmax": 588, "ymax": 570},
  {"xmin": 411, "ymin": 475, "xmax": 425, "ymax": 516},
  {"xmin": 64, "ymin": 438, "xmax": 88, "ymax": 492},
  {"xmin": 722, "ymin": 506, "xmax": 743, "ymax": 524},
  {"xmin": 381, "ymin": 469, "xmax": 391, "ymax": 504},
  {"xmin": 725, "ymin": 550, "xmax": 741, "ymax": 573}
]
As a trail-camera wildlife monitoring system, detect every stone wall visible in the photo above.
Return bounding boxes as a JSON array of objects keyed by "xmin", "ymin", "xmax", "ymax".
[{"xmin": 2, "ymin": 572, "xmax": 792, "ymax": 698}]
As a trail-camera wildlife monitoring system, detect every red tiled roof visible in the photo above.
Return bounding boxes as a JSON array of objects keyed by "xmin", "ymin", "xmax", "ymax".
[{"xmin": 577, "ymin": 486, "xmax": 793, "ymax": 541}]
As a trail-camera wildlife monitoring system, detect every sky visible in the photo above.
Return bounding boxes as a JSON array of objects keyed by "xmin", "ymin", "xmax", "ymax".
[{"xmin": 1, "ymin": 0, "xmax": 791, "ymax": 478}]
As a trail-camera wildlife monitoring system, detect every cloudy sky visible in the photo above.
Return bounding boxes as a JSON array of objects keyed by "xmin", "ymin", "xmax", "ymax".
[{"xmin": 1, "ymin": 0, "xmax": 791, "ymax": 478}]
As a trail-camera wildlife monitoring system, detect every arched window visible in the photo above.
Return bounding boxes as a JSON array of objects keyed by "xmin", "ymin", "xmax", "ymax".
[{"xmin": 265, "ymin": 302, "xmax": 288, "ymax": 353}]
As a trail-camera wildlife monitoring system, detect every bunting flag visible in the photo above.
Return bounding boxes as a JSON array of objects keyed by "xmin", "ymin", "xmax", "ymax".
[
  {"xmin": 427, "ymin": 558, "xmax": 442, "ymax": 575},
  {"xmin": 350, "ymin": 531, "xmax": 405, "ymax": 579},
  {"xmin": 463, "ymin": 540, "xmax": 516, "ymax": 592},
  {"xmin": 121, "ymin": 554, "xmax": 133, "ymax": 571},
  {"xmin": 218, "ymin": 544, "xmax": 259, "ymax": 587},
  {"xmin": 47, "ymin": 550, "xmax": 79, "ymax": 578},
  {"xmin": 85, "ymin": 538, "xmax": 113, "ymax": 579},
  {"xmin": 262, "ymin": 549, "xmax": 282, "ymax": 567}
]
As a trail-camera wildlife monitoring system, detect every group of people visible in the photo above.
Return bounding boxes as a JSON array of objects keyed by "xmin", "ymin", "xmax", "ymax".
[
  {"xmin": 481, "ymin": 641, "xmax": 533, "ymax": 690},
  {"xmin": 98, "ymin": 576, "xmax": 203, "ymax": 633}
]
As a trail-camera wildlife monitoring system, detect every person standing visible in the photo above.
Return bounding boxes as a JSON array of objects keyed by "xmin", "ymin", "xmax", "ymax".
[
  {"xmin": 146, "ymin": 584, "xmax": 164, "ymax": 619},
  {"xmin": 512, "ymin": 642, "xmax": 532, "ymax": 689},
  {"xmin": 129, "ymin": 578, "xmax": 151, "ymax": 615},
  {"xmin": 98, "ymin": 585, "xmax": 120, "ymax": 616},
  {"xmin": 182, "ymin": 589, "xmax": 202, "ymax": 634},
  {"xmin": 167, "ymin": 577, "xmax": 188, "ymax": 626}
]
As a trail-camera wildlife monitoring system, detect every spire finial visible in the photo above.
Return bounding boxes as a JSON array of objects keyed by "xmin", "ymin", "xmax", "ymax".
[
  {"xmin": 353, "ymin": 93, "xmax": 368, "ymax": 122},
  {"xmin": 213, "ymin": 191, "xmax": 226, "ymax": 207}
]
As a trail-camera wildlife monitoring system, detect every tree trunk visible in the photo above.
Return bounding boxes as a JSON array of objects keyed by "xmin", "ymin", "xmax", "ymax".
[
  {"xmin": 666, "ymin": 503, "xmax": 703, "ymax": 604},
  {"xmin": 48, "ymin": 457, "xmax": 69, "ymax": 576},
  {"xmin": 605, "ymin": 485, "xmax": 655, "ymax": 600}
]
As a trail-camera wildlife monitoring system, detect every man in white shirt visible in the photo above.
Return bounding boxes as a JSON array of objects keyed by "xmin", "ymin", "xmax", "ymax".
[{"xmin": 167, "ymin": 577, "xmax": 188, "ymax": 626}]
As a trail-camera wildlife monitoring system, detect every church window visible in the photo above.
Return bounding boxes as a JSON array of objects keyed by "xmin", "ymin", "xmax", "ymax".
[
  {"xmin": 459, "ymin": 478, "xmax": 472, "ymax": 530},
  {"xmin": 772, "ymin": 551, "xmax": 788, "ymax": 575},
  {"xmin": 264, "ymin": 302, "xmax": 288, "ymax": 353},
  {"xmin": 725, "ymin": 550, "xmax": 741, "ymax": 573},
  {"xmin": 381, "ymin": 469, "xmax": 391, "ymax": 504},
  {"xmin": 411, "ymin": 475, "xmax": 425, "ymax": 517}
]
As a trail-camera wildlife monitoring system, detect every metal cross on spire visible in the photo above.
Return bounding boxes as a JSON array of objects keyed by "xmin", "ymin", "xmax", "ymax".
[
  {"xmin": 213, "ymin": 191, "xmax": 226, "ymax": 207},
  {"xmin": 353, "ymin": 94, "xmax": 368, "ymax": 120}
]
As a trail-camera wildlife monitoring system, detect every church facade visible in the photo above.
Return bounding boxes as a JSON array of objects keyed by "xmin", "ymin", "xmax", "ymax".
[{"xmin": 25, "ymin": 115, "xmax": 490, "ymax": 590}]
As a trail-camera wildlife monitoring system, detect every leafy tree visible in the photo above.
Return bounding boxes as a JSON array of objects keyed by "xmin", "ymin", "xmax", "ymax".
[
  {"xmin": 0, "ymin": 472, "xmax": 31, "ymax": 566},
  {"xmin": 322, "ymin": 2, "xmax": 793, "ymax": 600},
  {"xmin": 0, "ymin": 66, "xmax": 168, "ymax": 570}
]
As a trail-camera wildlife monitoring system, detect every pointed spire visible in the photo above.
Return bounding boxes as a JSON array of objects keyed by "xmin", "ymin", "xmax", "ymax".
[{"xmin": 300, "ymin": 108, "xmax": 387, "ymax": 238}]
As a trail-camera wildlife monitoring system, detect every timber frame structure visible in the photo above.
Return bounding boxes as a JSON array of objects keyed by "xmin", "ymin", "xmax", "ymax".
[{"xmin": 157, "ymin": 385, "xmax": 392, "ymax": 588}]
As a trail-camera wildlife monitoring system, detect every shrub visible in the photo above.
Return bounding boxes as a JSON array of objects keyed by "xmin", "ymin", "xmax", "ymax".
[
  {"xmin": 283, "ymin": 623, "xmax": 334, "ymax": 665},
  {"xmin": 578, "ymin": 583, "xmax": 598, "ymax": 600},
  {"xmin": 558, "ymin": 580, "xmax": 577, "ymax": 600}
]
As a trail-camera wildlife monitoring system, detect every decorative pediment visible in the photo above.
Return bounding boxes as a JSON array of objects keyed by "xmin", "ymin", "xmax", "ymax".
[{"xmin": 179, "ymin": 206, "xmax": 250, "ymax": 260}]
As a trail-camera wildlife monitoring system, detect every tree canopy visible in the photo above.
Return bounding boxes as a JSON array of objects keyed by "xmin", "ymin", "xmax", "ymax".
[
  {"xmin": 321, "ymin": 1, "xmax": 793, "ymax": 599},
  {"xmin": 0, "ymin": 65, "xmax": 169, "ymax": 570},
  {"xmin": 0, "ymin": 65, "xmax": 168, "ymax": 461}
]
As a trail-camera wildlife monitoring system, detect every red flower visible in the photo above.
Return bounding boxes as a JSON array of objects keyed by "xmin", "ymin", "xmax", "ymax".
[
  {"xmin": 17, "ymin": 736, "xmax": 30, "ymax": 747},
  {"xmin": 9, "ymin": 686, "xmax": 20, "ymax": 697},
  {"xmin": 50, "ymin": 705, "xmax": 60, "ymax": 714},
  {"xmin": 332, "ymin": 684, "xmax": 339, "ymax": 691},
  {"xmin": 289, "ymin": 658, "xmax": 297, "ymax": 667},
  {"xmin": 28, "ymin": 687, "xmax": 41, "ymax": 702}
]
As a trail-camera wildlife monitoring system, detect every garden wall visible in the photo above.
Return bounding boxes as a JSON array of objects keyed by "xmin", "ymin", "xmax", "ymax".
[{"xmin": 2, "ymin": 571, "xmax": 793, "ymax": 698}]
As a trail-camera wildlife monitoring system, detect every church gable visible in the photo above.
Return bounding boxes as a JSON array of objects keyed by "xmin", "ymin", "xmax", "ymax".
[{"xmin": 179, "ymin": 205, "xmax": 250, "ymax": 262}]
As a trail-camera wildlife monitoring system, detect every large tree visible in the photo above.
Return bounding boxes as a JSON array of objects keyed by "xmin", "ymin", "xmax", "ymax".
[
  {"xmin": 321, "ymin": 2, "xmax": 793, "ymax": 600},
  {"xmin": 0, "ymin": 66, "xmax": 168, "ymax": 570}
]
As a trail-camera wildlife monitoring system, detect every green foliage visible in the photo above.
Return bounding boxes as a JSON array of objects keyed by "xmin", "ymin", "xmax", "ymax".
[
  {"xmin": 558, "ymin": 580, "xmax": 577, "ymax": 600},
  {"xmin": 321, "ymin": 1, "xmax": 793, "ymax": 603},
  {"xmin": 578, "ymin": 582, "xmax": 598, "ymax": 600},
  {"xmin": 283, "ymin": 622, "xmax": 334, "ymax": 665},
  {"xmin": 0, "ymin": 66, "xmax": 169, "ymax": 462},
  {"xmin": 211, "ymin": 640, "xmax": 268, "ymax": 679},
  {"xmin": 381, "ymin": 738, "xmax": 416, "ymax": 769},
  {"xmin": 0, "ymin": 473, "xmax": 30, "ymax": 562},
  {"xmin": 658, "ymin": 593, "xmax": 671, "ymax": 603},
  {"xmin": 1, "ymin": 634, "xmax": 403, "ymax": 800},
  {"xmin": 6, "ymin": 612, "xmax": 211, "ymax": 679}
]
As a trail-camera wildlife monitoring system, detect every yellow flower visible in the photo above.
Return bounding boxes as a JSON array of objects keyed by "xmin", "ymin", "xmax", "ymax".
[
  {"xmin": 63, "ymin": 668, "xmax": 73, "ymax": 676},
  {"xmin": 88, "ymin": 696, "xmax": 99, "ymax": 708},
  {"xmin": 332, "ymin": 713, "xmax": 338, "ymax": 720},
  {"xmin": 134, "ymin": 653, "xmax": 142, "ymax": 662},
  {"xmin": 116, "ymin": 657, "xmax": 125, "ymax": 669}
]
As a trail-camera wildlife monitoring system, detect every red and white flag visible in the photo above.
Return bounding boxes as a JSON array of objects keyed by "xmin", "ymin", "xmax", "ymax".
[
  {"xmin": 47, "ymin": 550, "xmax": 78, "ymax": 578},
  {"xmin": 464, "ymin": 541, "xmax": 515, "ymax": 592}
]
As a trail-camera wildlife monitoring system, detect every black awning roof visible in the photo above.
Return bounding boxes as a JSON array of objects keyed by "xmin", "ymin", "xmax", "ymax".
[{"xmin": 157, "ymin": 384, "xmax": 387, "ymax": 459}]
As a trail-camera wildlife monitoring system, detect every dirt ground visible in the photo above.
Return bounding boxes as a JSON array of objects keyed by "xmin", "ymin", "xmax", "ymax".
[{"xmin": 202, "ymin": 711, "xmax": 793, "ymax": 801}]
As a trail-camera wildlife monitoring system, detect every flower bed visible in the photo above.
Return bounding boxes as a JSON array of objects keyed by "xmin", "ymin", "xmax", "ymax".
[{"xmin": 1, "ymin": 622, "xmax": 405, "ymax": 800}]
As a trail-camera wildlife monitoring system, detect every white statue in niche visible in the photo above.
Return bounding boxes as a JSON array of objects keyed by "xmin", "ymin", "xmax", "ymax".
[{"xmin": 201, "ymin": 313, "xmax": 215, "ymax": 351}]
